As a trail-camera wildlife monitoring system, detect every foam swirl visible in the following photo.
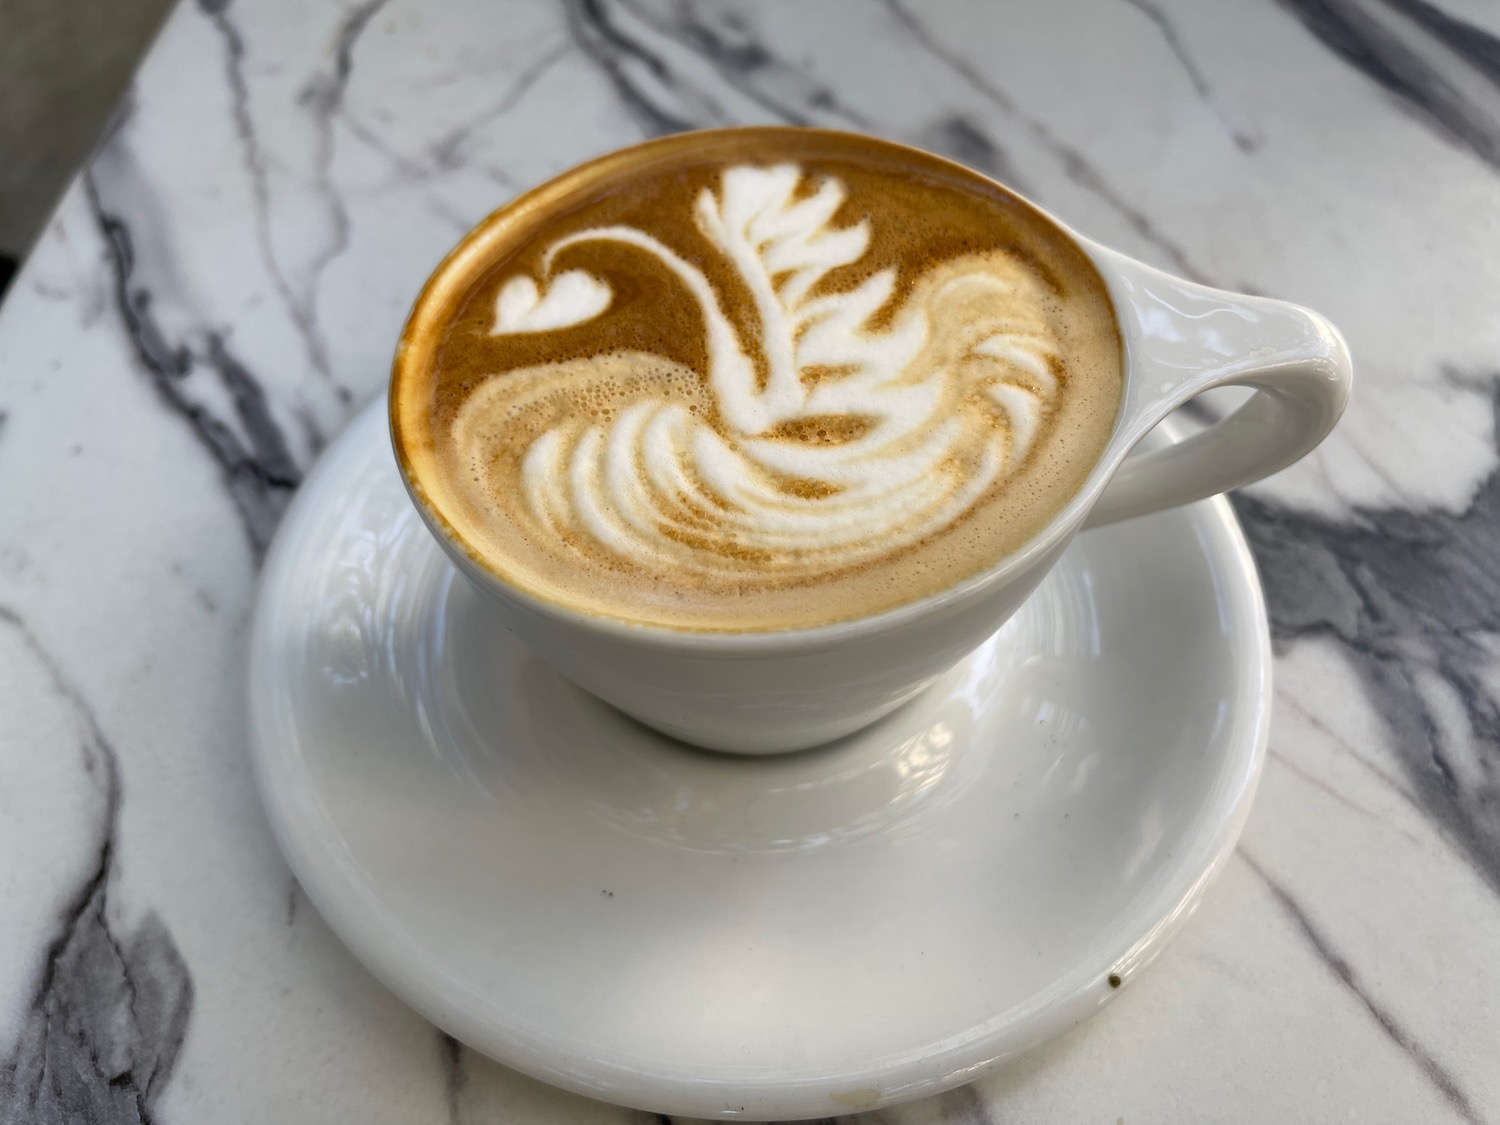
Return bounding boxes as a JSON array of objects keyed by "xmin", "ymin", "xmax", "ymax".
[{"xmin": 456, "ymin": 163, "xmax": 1065, "ymax": 581}]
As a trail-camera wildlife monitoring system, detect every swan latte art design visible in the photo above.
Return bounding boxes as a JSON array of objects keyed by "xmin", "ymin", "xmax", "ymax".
[
  {"xmin": 395, "ymin": 130, "xmax": 1123, "ymax": 630},
  {"xmin": 483, "ymin": 165, "xmax": 1055, "ymax": 576}
]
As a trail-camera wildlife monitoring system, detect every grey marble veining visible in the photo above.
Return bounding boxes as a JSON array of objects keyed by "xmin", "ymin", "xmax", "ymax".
[
  {"xmin": 1277, "ymin": 0, "xmax": 1500, "ymax": 172},
  {"xmin": 84, "ymin": 170, "xmax": 304, "ymax": 555},
  {"xmin": 1, "ymin": 0, "xmax": 1498, "ymax": 1122},
  {"xmin": 0, "ymin": 607, "xmax": 193, "ymax": 1125}
]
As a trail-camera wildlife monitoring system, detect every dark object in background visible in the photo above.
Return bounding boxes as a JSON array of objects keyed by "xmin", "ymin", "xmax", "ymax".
[
  {"xmin": 0, "ymin": 255, "xmax": 15, "ymax": 299},
  {"xmin": 0, "ymin": 0, "xmax": 174, "ymax": 262}
]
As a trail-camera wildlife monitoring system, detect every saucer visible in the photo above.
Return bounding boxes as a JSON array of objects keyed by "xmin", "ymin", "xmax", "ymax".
[{"xmin": 248, "ymin": 400, "xmax": 1269, "ymax": 1120}]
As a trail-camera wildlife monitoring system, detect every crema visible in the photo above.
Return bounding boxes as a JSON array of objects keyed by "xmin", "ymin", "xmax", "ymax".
[{"xmin": 394, "ymin": 129, "xmax": 1123, "ymax": 630}]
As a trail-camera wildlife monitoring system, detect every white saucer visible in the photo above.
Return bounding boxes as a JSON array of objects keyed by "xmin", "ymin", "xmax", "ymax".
[{"xmin": 248, "ymin": 401, "xmax": 1270, "ymax": 1120}]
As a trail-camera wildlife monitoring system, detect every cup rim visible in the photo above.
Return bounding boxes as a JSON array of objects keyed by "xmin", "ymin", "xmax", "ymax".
[{"xmin": 390, "ymin": 125, "xmax": 1132, "ymax": 653}]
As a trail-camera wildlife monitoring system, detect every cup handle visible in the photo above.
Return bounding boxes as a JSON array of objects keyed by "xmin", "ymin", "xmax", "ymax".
[{"xmin": 1081, "ymin": 244, "xmax": 1352, "ymax": 529}]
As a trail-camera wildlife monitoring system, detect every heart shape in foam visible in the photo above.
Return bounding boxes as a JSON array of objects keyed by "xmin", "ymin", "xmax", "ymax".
[{"xmin": 494, "ymin": 270, "xmax": 612, "ymax": 334}]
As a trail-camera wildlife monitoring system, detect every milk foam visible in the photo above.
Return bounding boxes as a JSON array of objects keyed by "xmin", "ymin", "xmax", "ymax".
[
  {"xmin": 395, "ymin": 130, "xmax": 1124, "ymax": 630},
  {"xmin": 457, "ymin": 164, "xmax": 1064, "ymax": 581}
]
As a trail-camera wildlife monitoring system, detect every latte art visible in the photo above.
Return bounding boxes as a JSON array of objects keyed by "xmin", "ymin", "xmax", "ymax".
[
  {"xmin": 462, "ymin": 165, "xmax": 1063, "ymax": 580},
  {"xmin": 396, "ymin": 129, "xmax": 1122, "ymax": 629}
]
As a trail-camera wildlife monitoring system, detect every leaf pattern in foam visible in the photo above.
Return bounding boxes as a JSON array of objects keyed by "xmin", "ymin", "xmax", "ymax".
[
  {"xmin": 466, "ymin": 163, "xmax": 1068, "ymax": 579},
  {"xmin": 693, "ymin": 165, "xmax": 930, "ymax": 430}
]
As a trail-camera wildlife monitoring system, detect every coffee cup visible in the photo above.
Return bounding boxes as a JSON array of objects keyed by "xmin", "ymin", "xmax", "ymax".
[{"xmin": 391, "ymin": 128, "xmax": 1350, "ymax": 753}]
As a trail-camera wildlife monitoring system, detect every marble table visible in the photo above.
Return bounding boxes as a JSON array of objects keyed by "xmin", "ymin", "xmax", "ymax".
[{"xmin": 2, "ymin": 1, "xmax": 1498, "ymax": 1121}]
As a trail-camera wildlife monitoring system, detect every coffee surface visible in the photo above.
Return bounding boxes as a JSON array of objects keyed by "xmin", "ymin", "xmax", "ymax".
[{"xmin": 394, "ymin": 129, "xmax": 1123, "ymax": 630}]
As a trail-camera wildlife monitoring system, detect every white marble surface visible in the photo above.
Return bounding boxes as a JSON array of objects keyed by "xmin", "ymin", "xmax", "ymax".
[{"xmin": 1, "ymin": 0, "xmax": 1498, "ymax": 1121}]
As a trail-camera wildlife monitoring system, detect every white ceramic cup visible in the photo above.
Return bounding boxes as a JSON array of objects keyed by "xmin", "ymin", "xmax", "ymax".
[{"xmin": 392, "ymin": 135, "xmax": 1351, "ymax": 755}]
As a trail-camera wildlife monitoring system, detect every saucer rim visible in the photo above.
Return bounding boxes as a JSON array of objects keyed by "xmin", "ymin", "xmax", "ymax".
[{"xmin": 248, "ymin": 402, "xmax": 1270, "ymax": 1119}]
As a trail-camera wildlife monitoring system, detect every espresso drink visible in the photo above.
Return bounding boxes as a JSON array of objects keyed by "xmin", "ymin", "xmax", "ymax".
[{"xmin": 394, "ymin": 129, "xmax": 1123, "ymax": 630}]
